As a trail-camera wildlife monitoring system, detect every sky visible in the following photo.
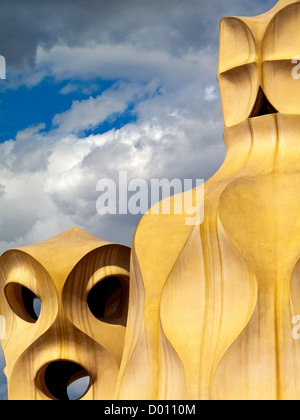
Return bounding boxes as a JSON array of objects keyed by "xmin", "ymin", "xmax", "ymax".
[{"xmin": 0, "ymin": 0, "xmax": 277, "ymax": 400}]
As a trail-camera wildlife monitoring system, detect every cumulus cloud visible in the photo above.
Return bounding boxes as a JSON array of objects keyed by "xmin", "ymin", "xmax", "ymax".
[
  {"xmin": 0, "ymin": 78, "xmax": 224, "ymax": 254},
  {"xmin": 52, "ymin": 82, "xmax": 144, "ymax": 134},
  {"xmin": 36, "ymin": 43, "xmax": 215, "ymax": 85}
]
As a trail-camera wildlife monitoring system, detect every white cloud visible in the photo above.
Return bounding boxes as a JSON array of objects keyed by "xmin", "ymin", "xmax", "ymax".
[
  {"xmin": 59, "ymin": 83, "xmax": 80, "ymax": 95},
  {"xmin": 53, "ymin": 82, "xmax": 143, "ymax": 134},
  {"xmin": 59, "ymin": 82, "xmax": 101, "ymax": 96},
  {"xmin": 36, "ymin": 43, "xmax": 216, "ymax": 85},
  {"xmin": 7, "ymin": 42, "xmax": 218, "ymax": 92},
  {"xmin": 204, "ymin": 85, "xmax": 218, "ymax": 102},
  {"xmin": 0, "ymin": 77, "xmax": 225, "ymax": 255}
]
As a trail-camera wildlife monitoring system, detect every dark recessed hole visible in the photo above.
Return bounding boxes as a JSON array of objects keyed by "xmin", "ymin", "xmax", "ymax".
[
  {"xmin": 87, "ymin": 276, "xmax": 128, "ymax": 324},
  {"xmin": 22, "ymin": 286, "xmax": 40, "ymax": 321},
  {"xmin": 36, "ymin": 361, "xmax": 91, "ymax": 401},
  {"xmin": 250, "ymin": 87, "xmax": 278, "ymax": 118},
  {"xmin": 5, "ymin": 283, "xmax": 41, "ymax": 323}
]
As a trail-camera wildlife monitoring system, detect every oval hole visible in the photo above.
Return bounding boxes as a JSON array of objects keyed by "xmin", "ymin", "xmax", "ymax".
[
  {"xmin": 36, "ymin": 361, "xmax": 91, "ymax": 401},
  {"xmin": 87, "ymin": 276, "xmax": 129, "ymax": 325},
  {"xmin": 5, "ymin": 283, "xmax": 41, "ymax": 323}
]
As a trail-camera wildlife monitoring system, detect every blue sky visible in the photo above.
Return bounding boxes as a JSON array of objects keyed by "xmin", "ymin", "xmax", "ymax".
[
  {"xmin": 0, "ymin": 78, "xmax": 138, "ymax": 142},
  {"xmin": 0, "ymin": 0, "xmax": 278, "ymax": 401}
]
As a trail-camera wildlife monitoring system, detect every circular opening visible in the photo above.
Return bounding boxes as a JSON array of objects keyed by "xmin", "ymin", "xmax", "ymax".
[
  {"xmin": 5, "ymin": 283, "xmax": 41, "ymax": 323},
  {"xmin": 36, "ymin": 361, "xmax": 91, "ymax": 401},
  {"xmin": 87, "ymin": 276, "xmax": 126, "ymax": 321}
]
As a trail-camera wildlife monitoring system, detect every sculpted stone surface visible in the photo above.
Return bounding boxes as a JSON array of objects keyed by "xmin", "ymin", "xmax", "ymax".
[
  {"xmin": 116, "ymin": 0, "xmax": 300, "ymax": 400},
  {"xmin": 0, "ymin": 227, "xmax": 130, "ymax": 400}
]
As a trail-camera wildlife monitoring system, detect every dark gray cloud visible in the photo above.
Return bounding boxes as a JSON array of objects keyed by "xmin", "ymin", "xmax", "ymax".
[{"xmin": 2, "ymin": 0, "xmax": 277, "ymax": 70}]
